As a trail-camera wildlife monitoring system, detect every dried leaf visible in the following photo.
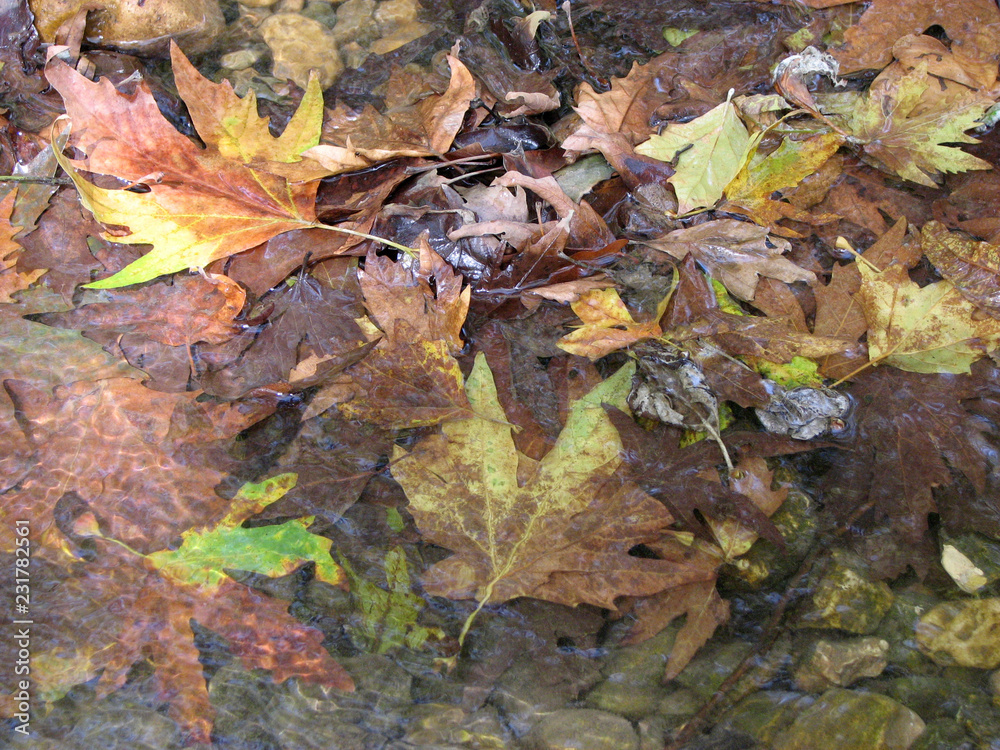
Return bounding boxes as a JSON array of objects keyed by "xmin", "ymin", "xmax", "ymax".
[{"xmin": 647, "ymin": 220, "xmax": 815, "ymax": 302}]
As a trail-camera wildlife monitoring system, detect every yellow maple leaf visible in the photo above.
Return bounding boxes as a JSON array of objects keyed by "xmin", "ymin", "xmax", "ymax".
[{"xmin": 558, "ymin": 288, "xmax": 665, "ymax": 359}]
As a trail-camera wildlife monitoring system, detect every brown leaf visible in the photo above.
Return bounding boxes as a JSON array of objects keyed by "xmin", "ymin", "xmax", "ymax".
[
  {"xmin": 360, "ymin": 240, "xmax": 470, "ymax": 354},
  {"xmin": 647, "ymin": 220, "xmax": 815, "ymax": 302},
  {"xmin": 921, "ymin": 221, "xmax": 1000, "ymax": 317},
  {"xmin": 304, "ymin": 56, "xmax": 475, "ymax": 173},
  {"xmin": 3, "ymin": 378, "xmax": 274, "ymax": 554},
  {"xmin": 31, "ymin": 273, "xmax": 246, "ymax": 346}
]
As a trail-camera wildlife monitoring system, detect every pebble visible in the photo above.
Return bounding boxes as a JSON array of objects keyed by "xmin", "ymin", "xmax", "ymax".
[{"xmin": 260, "ymin": 12, "xmax": 344, "ymax": 88}]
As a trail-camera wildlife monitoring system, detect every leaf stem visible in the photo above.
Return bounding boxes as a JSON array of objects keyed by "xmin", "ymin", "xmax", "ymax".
[
  {"xmin": 309, "ymin": 222, "xmax": 418, "ymax": 257},
  {"xmin": 0, "ymin": 174, "xmax": 73, "ymax": 185}
]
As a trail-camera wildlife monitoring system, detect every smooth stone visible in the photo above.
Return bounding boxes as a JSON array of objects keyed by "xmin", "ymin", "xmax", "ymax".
[
  {"xmin": 260, "ymin": 13, "xmax": 343, "ymax": 88},
  {"xmin": 528, "ymin": 708, "xmax": 639, "ymax": 750},
  {"xmin": 673, "ymin": 640, "xmax": 753, "ymax": 700},
  {"xmin": 238, "ymin": 0, "xmax": 279, "ymax": 8},
  {"xmin": 772, "ymin": 688, "xmax": 925, "ymax": 750},
  {"xmin": 401, "ymin": 703, "xmax": 510, "ymax": 747},
  {"xmin": 368, "ymin": 21, "xmax": 434, "ymax": 55},
  {"xmin": 874, "ymin": 588, "xmax": 941, "ymax": 673},
  {"xmin": 916, "ymin": 598, "xmax": 1000, "ymax": 669},
  {"xmin": 884, "ymin": 675, "xmax": 976, "ymax": 721},
  {"xmin": 331, "ymin": 0, "xmax": 378, "ymax": 45},
  {"xmin": 220, "ymin": 48, "xmax": 264, "ymax": 70},
  {"xmin": 719, "ymin": 690, "xmax": 811, "ymax": 746},
  {"xmin": 30, "ymin": 0, "xmax": 224, "ymax": 55},
  {"xmin": 374, "ymin": 0, "xmax": 418, "ymax": 31},
  {"xmin": 797, "ymin": 548, "xmax": 894, "ymax": 634},
  {"xmin": 301, "ymin": 0, "xmax": 338, "ymax": 26},
  {"xmin": 584, "ymin": 624, "xmax": 679, "ymax": 719},
  {"xmin": 793, "ymin": 635, "xmax": 889, "ymax": 692}
]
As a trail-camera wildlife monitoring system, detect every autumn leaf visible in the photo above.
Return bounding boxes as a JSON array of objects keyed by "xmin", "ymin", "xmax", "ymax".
[
  {"xmin": 646, "ymin": 219, "xmax": 815, "ymax": 302},
  {"xmin": 0, "ymin": 190, "xmax": 41, "ymax": 302},
  {"xmin": 11, "ymin": 475, "xmax": 353, "ymax": 743},
  {"xmin": 1, "ymin": 377, "xmax": 275, "ymax": 554},
  {"xmin": 340, "ymin": 545, "xmax": 445, "ymax": 654},
  {"xmin": 46, "ymin": 43, "xmax": 330, "ymax": 288},
  {"xmin": 720, "ymin": 133, "xmax": 843, "ymax": 237},
  {"xmin": 857, "ymin": 259, "xmax": 1000, "ymax": 374},
  {"xmin": 557, "ymin": 288, "xmax": 665, "ymax": 359},
  {"xmin": 391, "ymin": 354, "xmax": 698, "ymax": 643},
  {"xmin": 846, "ymin": 64, "xmax": 993, "ymax": 187},
  {"xmin": 636, "ymin": 92, "xmax": 756, "ymax": 214},
  {"xmin": 303, "ymin": 56, "xmax": 476, "ymax": 174},
  {"xmin": 921, "ymin": 221, "xmax": 1000, "ymax": 317}
]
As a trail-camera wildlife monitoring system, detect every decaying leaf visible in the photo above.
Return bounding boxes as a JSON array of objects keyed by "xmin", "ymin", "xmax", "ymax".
[
  {"xmin": 921, "ymin": 221, "xmax": 1000, "ymax": 317},
  {"xmin": 721, "ymin": 133, "xmax": 844, "ymax": 236},
  {"xmin": 47, "ymin": 43, "xmax": 327, "ymax": 288},
  {"xmin": 14, "ymin": 474, "xmax": 353, "ymax": 743},
  {"xmin": 636, "ymin": 93, "xmax": 755, "ymax": 214},
  {"xmin": 392, "ymin": 354, "xmax": 695, "ymax": 642},
  {"xmin": 846, "ymin": 64, "xmax": 993, "ymax": 187},
  {"xmin": 857, "ymin": 259, "xmax": 1000, "ymax": 374},
  {"xmin": 646, "ymin": 220, "xmax": 815, "ymax": 302}
]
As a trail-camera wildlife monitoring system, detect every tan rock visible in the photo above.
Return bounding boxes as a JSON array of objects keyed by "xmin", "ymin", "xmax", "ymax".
[
  {"xmin": 30, "ymin": 0, "xmax": 225, "ymax": 56},
  {"xmin": 237, "ymin": 0, "xmax": 280, "ymax": 8},
  {"xmin": 368, "ymin": 20, "xmax": 433, "ymax": 55},
  {"xmin": 260, "ymin": 13, "xmax": 343, "ymax": 89},
  {"xmin": 275, "ymin": 0, "xmax": 304, "ymax": 11},
  {"xmin": 331, "ymin": 0, "xmax": 377, "ymax": 45},
  {"xmin": 374, "ymin": 0, "xmax": 419, "ymax": 33}
]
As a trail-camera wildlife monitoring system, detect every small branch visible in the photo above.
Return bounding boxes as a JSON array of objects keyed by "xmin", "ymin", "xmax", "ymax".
[
  {"xmin": 310, "ymin": 222, "xmax": 419, "ymax": 257},
  {"xmin": 0, "ymin": 174, "xmax": 73, "ymax": 186}
]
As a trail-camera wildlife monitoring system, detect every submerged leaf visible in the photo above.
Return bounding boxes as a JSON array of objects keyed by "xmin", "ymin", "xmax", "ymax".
[{"xmin": 391, "ymin": 354, "xmax": 695, "ymax": 641}]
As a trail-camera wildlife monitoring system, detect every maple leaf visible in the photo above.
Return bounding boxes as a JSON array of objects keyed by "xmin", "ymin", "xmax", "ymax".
[
  {"xmin": 720, "ymin": 133, "xmax": 844, "ymax": 237},
  {"xmin": 921, "ymin": 221, "xmax": 1000, "ymax": 317},
  {"xmin": 305, "ymin": 246, "xmax": 474, "ymax": 427},
  {"xmin": 391, "ymin": 354, "xmax": 699, "ymax": 643},
  {"xmin": 1, "ymin": 377, "xmax": 275, "ymax": 554},
  {"xmin": 303, "ymin": 56, "xmax": 475, "ymax": 173},
  {"xmin": 45, "ymin": 43, "xmax": 346, "ymax": 289},
  {"xmin": 557, "ymin": 288, "xmax": 664, "ymax": 359},
  {"xmin": 846, "ymin": 64, "xmax": 993, "ymax": 187},
  {"xmin": 820, "ymin": 369, "xmax": 987, "ymax": 571},
  {"xmin": 646, "ymin": 219, "xmax": 815, "ymax": 302},
  {"xmin": 7, "ymin": 475, "xmax": 353, "ymax": 743},
  {"xmin": 636, "ymin": 93, "xmax": 756, "ymax": 214},
  {"xmin": 856, "ymin": 258, "xmax": 1000, "ymax": 374}
]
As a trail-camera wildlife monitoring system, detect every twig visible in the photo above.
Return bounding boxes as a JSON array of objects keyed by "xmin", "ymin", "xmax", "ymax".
[{"xmin": 0, "ymin": 175, "xmax": 73, "ymax": 185}]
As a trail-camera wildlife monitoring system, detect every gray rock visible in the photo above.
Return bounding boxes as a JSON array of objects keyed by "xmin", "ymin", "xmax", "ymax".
[
  {"xmin": 884, "ymin": 675, "xmax": 976, "ymax": 721},
  {"xmin": 796, "ymin": 548, "xmax": 894, "ymax": 634},
  {"xmin": 528, "ymin": 708, "xmax": 639, "ymax": 750},
  {"xmin": 772, "ymin": 688, "xmax": 925, "ymax": 750},
  {"xmin": 916, "ymin": 598, "xmax": 1000, "ymax": 669},
  {"xmin": 673, "ymin": 641, "xmax": 753, "ymax": 701},
  {"xmin": 792, "ymin": 635, "xmax": 889, "ymax": 692},
  {"xmin": 909, "ymin": 719, "xmax": 975, "ymax": 750},
  {"xmin": 874, "ymin": 589, "xmax": 941, "ymax": 673}
]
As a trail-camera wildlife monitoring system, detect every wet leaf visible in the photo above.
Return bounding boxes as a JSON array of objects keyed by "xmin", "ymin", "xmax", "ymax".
[
  {"xmin": 46, "ymin": 43, "xmax": 326, "ymax": 288},
  {"xmin": 304, "ymin": 56, "xmax": 475, "ymax": 173},
  {"xmin": 720, "ymin": 133, "xmax": 844, "ymax": 237},
  {"xmin": 341, "ymin": 545, "xmax": 445, "ymax": 654},
  {"xmin": 392, "ymin": 354, "xmax": 694, "ymax": 641},
  {"xmin": 846, "ymin": 65, "xmax": 993, "ymax": 187},
  {"xmin": 921, "ymin": 221, "xmax": 1000, "ymax": 317},
  {"xmin": 647, "ymin": 220, "xmax": 815, "ymax": 302},
  {"xmin": 557, "ymin": 288, "xmax": 663, "ymax": 359},
  {"xmin": 857, "ymin": 259, "xmax": 1000, "ymax": 374},
  {"xmin": 636, "ymin": 95, "xmax": 755, "ymax": 214}
]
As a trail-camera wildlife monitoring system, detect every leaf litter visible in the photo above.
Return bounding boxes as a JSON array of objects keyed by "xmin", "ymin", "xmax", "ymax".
[{"xmin": 3, "ymin": 0, "xmax": 1000, "ymax": 743}]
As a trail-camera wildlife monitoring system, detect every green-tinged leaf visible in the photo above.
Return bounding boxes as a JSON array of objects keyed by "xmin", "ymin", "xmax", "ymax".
[
  {"xmin": 753, "ymin": 356, "xmax": 824, "ymax": 388},
  {"xmin": 636, "ymin": 93, "xmax": 755, "ymax": 214},
  {"xmin": 857, "ymin": 261, "xmax": 1000, "ymax": 373},
  {"xmin": 341, "ymin": 546, "xmax": 445, "ymax": 653},
  {"xmin": 392, "ymin": 354, "xmax": 690, "ymax": 645},
  {"xmin": 147, "ymin": 474, "xmax": 344, "ymax": 588},
  {"xmin": 847, "ymin": 64, "xmax": 993, "ymax": 187}
]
